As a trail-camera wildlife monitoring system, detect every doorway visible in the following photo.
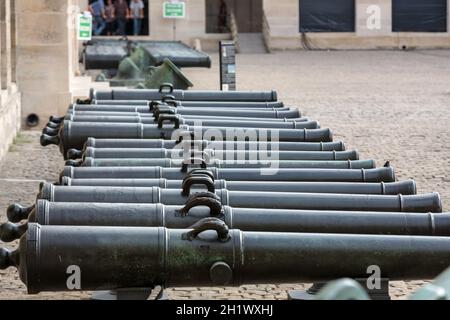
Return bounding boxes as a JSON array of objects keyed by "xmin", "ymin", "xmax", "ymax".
[
  {"xmin": 98, "ymin": 0, "xmax": 150, "ymax": 36},
  {"xmin": 126, "ymin": 0, "xmax": 150, "ymax": 36},
  {"xmin": 392, "ymin": 0, "xmax": 447, "ymax": 32},
  {"xmin": 206, "ymin": 0, "xmax": 263, "ymax": 33},
  {"xmin": 299, "ymin": 0, "xmax": 355, "ymax": 32}
]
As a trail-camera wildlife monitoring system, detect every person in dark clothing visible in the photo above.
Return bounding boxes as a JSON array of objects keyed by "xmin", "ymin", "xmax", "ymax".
[
  {"xmin": 89, "ymin": 0, "xmax": 106, "ymax": 36},
  {"xmin": 218, "ymin": 0, "xmax": 229, "ymax": 33},
  {"xmin": 130, "ymin": 0, "xmax": 145, "ymax": 36},
  {"xmin": 114, "ymin": 0, "xmax": 129, "ymax": 36},
  {"xmin": 104, "ymin": 0, "xmax": 116, "ymax": 35}
]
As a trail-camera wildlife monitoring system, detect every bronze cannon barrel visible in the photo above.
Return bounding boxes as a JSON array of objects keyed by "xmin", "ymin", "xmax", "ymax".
[
  {"xmin": 2, "ymin": 222, "xmax": 450, "ymax": 293},
  {"xmin": 66, "ymin": 139, "xmax": 346, "ymax": 159},
  {"xmin": 53, "ymin": 112, "xmax": 304, "ymax": 125},
  {"xmin": 59, "ymin": 166, "xmax": 396, "ymax": 183},
  {"xmin": 90, "ymin": 87, "xmax": 278, "ymax": 101},
  {"xmin": 1, "ymin": 198, "xmax": 448, "ymax": 242},
  {"xmin": 75, "ymin": 147, "xmax": 359, "ymax": 161},
  {"xmin": 82, "ymin": 138, "xmax": 346, "ymax": 152},
  {"xmin": 32, "ymin": 183, "xmax": 442, "ymax": 212},
  {"xmin": 71, "ymin": 157, "xmax": 375, "ymax": 170},
  {"xmin": 29, "ymin": 200, "xmax": 450, "ymax": 235},
  {"xmin": 40, "ymin": 120, "xmax": 333, "ymax": 155},
  {"xmin": 67, "ymin": 104, "xmax": 300, "ymax": 118},
  {"xmin": 51, "ymin": 115, "xmax": 319, "ymax": 130},
  {"xmin": 59, "ymin": 177, "xmax": 416, "ymax": 195},
  {"xmin": 92, "ymin": 100, "xmax": 286, "ymax": 109}
]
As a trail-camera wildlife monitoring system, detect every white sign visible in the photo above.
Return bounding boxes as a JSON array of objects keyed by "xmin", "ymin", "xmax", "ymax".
[
  {"xmin": 77, "ymin": 13, "xmax": 92, "ymax": 40},
  {"xmin": 163, "ymin": 1, "xmax": 186, "ymax": 19}
]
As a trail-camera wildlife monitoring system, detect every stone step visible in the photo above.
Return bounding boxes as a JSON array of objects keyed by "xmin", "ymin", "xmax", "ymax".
[{"xmin": 238, "ymin": 33, "xmax": 268, "ymax": 54}]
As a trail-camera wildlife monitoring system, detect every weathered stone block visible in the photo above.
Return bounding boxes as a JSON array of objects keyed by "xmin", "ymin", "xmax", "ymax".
[
  {"xmin": 16, "ymin": 46, "xmax": 70, "ymax": 92},
  {"xmin": 16, "ymin": 0, "xmax": 67, "ymax": 13},
  {"xmin": 16, "ymin": 12, "xmax": 69, "ymax": 46}
]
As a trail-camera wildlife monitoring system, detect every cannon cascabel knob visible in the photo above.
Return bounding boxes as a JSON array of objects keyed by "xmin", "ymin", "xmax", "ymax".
[
  {"xmin": 0, "ymin": 247, "xmax": 19, "ymax": 270},
  {"xmin": 40, "ymin": 134, "xmax": 60, "ymax": 147},
  {"xmin": 50, "ymin": 115, "xmax": 65, "ymax": 124},
  {"xmin": 65, "ymin": 160, "xmax": 82, "ymax": 167},
  {"xmin": 42, "ymin": 127, "xmax": 59, "ymax": 136},
  {"xmin": 66, "ymin": 149, "xmax": 83, "ymax": 160},
  {"xmin": 0, "ymin": 222, "xmax": 28, "ymax": 243},
  {"xmin": 46, "ymin": 121, "xmax": 62, "ymax": 129},
  {"xmin": 7, "ymin": 204, "xmax": 34, "ymax": 223}
]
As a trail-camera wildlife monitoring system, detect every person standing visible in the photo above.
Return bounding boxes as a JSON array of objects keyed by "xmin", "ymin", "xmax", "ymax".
[
  {"xmin": 114, "ymin": 0, "xmax": 129, "ymax": 36},
  {"xmin": 129, "ymin": 0, "xmax": 145, "ymax": 36},
  {"xmin": 104, "ymin": 0, "xmax": 116, "ymax": 36},
  {"xmin": 218, "ymin": 0, "xmax": 229, "ymax": 33},
  {"xmin": 89, "ymin": 0, "xmax": 106, "ymax": 36}
]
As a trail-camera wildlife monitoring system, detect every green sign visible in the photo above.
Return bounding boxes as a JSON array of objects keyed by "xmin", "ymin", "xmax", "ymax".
[
  {"xmin": 163, "ymin": 2, "xmax": 186, "ymax": 19},
  {"xmin": 77, "ymin": 14, "xmax": 92, "ymax": 40}
]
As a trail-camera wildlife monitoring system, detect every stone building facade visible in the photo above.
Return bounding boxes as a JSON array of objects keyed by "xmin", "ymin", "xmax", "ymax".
[
  {"xmin": 0, "ymin": 0, "xmax": 450, "ymax": 162},
  {"xmin": 148, "ymin": 0, "xmax": 450, "ymax": 50}
]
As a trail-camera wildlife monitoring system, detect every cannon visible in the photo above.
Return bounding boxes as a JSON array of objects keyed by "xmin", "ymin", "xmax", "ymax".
[
  {"xmin": 137, "ymin": 41, "xmax": 212, "ymax": 68},
  {"xmin": 65, "ymin": 139, "xmax": 346, "ymax": 160},
  {"xmin": 59, "ymin": 166, "xmax": 396, "ymax": 183},
  {"xmin": 68, "ymin": 157, "xmax": 375, "ymax": 170},
  {"xmin": 69, "ymin": 148, "xmax": 359, "ymax": 162},
  {"xmin": 65, "ymin": 104, "xmax": 300, "ymax": 118},
  {"xmin": 45, "ymin": 115, "xmax": 319, "ymax": 130},
  {"xmin": 68, "ymin": 146, "xmax": 358, "ymax": 161},
  {"xmin": 90, "ymin": 85, "xmax": 278, "ymax": 102},
  {"xmin": 24, "ymin": 183, "xmax": 442, "ymax": 212},
  {"xmin": 84, "ymin": 39, "xmax": 130, "ymax": 70},
  {"xmin": 2, "ymin": 196, "xmax": 449, "ymax": 242},
  {"xmin": 103, "ymin": 56, "xmax": 194, "ymax": 90},
  {"xmin": 84, "ymin": 40, "xmax": 211, "ymax": 70},
  {"xmin": 2, "ymin": 220, "xmax": 450, "ymax": 294},
  {"xmin": 40, "ymin": 120, "xmax": 334, "ymax": 155},
  {"xmin": 56, "ymin": 113, "xmax": 305, "ymax": 124},
  {"xmin": 45, "ymin": 115, "xmax": 308, "ymax": 131},
  {"xmin": 92, "ymin": 100, "xmax": 286, "ymax": 109},
  {"xmin": 59, "ymin": 176, "xmax": 415, "ymax": 195},
  {"xmin": 138, "ymin": 58, "xmax": 195, "ymax": 90},
  {"xmin": 63, "ymin": 108, "xmax": 304, "ymax": 124},
  {"xmin": 44, "ymin": 116, "xmax": 311, "ymax": 133}
]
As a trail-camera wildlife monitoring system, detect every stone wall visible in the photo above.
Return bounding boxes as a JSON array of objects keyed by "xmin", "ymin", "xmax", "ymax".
[
  {"xmin": 0, "ymin": 85, "xmax": 21, "ymax": 163},
  {"xmin": 16, "ymin": 0, "xmax": 72, "ymax": 129},
  {"xmin": 144, "ymin": 0, "xmax": 450, "ymax": 50},
  {"xmin": 0, "ymin": 0, "xmax": 21, "ymax": 164},
  {"xmin": 263, "ymin": 0, "xmax": 450, "ymax": 50}
]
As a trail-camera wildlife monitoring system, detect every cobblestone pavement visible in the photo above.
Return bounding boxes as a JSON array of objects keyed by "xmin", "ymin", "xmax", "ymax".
[{"xmin": 1, "ymin": 50, "xmax": 449, "ymax": 300}]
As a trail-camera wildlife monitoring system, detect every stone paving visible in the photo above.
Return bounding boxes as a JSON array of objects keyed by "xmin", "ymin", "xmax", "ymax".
[{"xmin": 1, "ymin": 50, "xmax": 450, "ymax": 300}]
